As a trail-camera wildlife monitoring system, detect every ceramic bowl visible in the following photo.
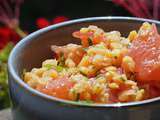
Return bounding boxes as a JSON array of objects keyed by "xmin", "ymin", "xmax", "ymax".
[{"xmin": 8, "ymin": 17, "xmax": 160, "ymax": 120}]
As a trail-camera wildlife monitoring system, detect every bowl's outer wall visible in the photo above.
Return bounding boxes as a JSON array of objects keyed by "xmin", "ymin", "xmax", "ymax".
[{"xmin": 8, "ymin": 18, "xmax": 160, "ymax": 120}]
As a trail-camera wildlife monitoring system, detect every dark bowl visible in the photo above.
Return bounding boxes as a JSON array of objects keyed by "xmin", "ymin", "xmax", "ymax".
[{"xmin": 8, "ymin": 17, "xmax": 160, "ymax": 120}]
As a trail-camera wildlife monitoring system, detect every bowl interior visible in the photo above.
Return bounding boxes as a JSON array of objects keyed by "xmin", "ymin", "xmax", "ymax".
[{"xmin": 9, "ymin": 17, "xmax": 160, "ymax": 106}]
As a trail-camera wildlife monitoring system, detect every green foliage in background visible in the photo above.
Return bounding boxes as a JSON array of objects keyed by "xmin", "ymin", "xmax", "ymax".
[{"xmin": 0, "ymin": 42, "xmax": 14, "ymax": 109}]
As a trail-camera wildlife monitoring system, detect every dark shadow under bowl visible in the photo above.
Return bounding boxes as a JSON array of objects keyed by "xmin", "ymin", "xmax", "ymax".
[{"xmin": 8, "ymin": 17, "xmax": 160, "ymax": 120}]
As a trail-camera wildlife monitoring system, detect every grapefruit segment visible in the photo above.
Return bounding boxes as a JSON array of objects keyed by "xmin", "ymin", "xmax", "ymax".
[
  {"xmin": 37, "ymin": 77, "xmax": 74, "ymax": 100},
  {"xmin": 129, "ymin": 23, "xmax": 160, "ymax": 82}
]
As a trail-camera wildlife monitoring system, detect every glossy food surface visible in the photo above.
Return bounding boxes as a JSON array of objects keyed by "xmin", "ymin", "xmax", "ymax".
[{"xmin": 24, "ymin": 22, "xmax": 160, "ymax": 104}]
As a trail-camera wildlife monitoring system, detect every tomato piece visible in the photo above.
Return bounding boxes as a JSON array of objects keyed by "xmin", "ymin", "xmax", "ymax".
[
  {"xmin": 73, "ymin": 31, "xmax": 89, "ymax": 47},
  {"xmin": 108, "ymin": 89, "xmax": 119, "ymax": 103},
  {"xmin": 129, "ymin": 24, "xmax": 160, "ymax": 82},
  {"xmin": 92, "ymin": 35, "xmax": 104, "ymax": 44},
  {"xmin": 73, "ymin": 31, "xmax": 104, "ymax": 47}
]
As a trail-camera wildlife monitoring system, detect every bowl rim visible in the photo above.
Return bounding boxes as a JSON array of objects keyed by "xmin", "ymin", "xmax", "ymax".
[{"xmin": 8, "ymin": 16, "xmax": 160, "ymax": 108}]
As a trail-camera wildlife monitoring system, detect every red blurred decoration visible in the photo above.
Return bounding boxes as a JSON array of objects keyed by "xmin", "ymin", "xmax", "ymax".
[
  {"xmin": 36, "ymin": 18, "xmax": 50, "ymax": 29},
  {"xmin": 36, "ymin": 16, "xmax": 69, "ymax": 29},
  {"xmin": 0, "ymin": 0, "xmax": 23, "ymax": 29},
  {"xmin": 0, "ymin": 0, "xmax": 69, "ymax": 50},
  {"xmin": 112, "ymin": 0, "xmax": 160, "ymax": 20},
  {"xmin": 0, "ymin": 0, "xmax": 25, "ymax": 50},
  {"xmin": 52, "ymin": 16, "xmax": 69, "ymax": 24},
  {"xmin": 0, "ymin": 27, "xmax": 20, "ymax": 49}
]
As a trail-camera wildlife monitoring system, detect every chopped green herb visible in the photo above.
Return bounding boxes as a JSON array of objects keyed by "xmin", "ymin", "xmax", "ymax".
[
  {"xmin": 44, "ymin": 64, "xmax": 53, "ymax": 70},
  {"xmin": 79, "ymin": 69, "xmax": 87, "ymax": 77},
  {"xmin": 120, "ymin": 74, "xmax": 128, "ymax": 81},
  {"xmin": 88, "ymin": 38, "xmax": 93, "ymax": 46},
  {"xmin": 96, "ymin": 43, "xmax": 106, "ymax": 49},
  {"xmin": 56, "ymin": 66, "xmax": 63, "ymax": 72},
  {"xmin": 120, "ymin": 76, "xmax": 126, "ymax": 81},
  {"xmin": 82, "ymin": 48, "xmax": 88, "ymax": 51},
  {"xmin": 83, "ymin": 77, "xmax": 88, "ymax": 81},
  {"xmin": 58, "ymin": 52, "xmax": 65, "ymax": 66}
]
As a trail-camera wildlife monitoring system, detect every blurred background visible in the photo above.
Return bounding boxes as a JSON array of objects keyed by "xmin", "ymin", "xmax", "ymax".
[
  {"xmin": 20, "ymin": 0, "xmax": 131, "ymax": 32},
  {"xmin": 0, "ymin": 0, "xmax": 159, "ymax": 110}
]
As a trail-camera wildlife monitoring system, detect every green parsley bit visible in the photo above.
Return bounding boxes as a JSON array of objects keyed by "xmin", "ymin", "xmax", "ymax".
[
  {"xmin": 44, "ymin": 64, "xmax": 54, "ymax": 70},
  {"xmin": 56, "ymin": 66, "xmax": 64, "ymax": 72}
]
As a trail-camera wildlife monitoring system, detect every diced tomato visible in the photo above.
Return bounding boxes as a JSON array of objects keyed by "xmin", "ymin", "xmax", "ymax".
[
  {"xmin": 73, "ymin": 31, "xmax": 104, "ymax": 47},
  {"xmin": 73, "ymin": 31, "xmax": 89, "ymax": 47},
  {"xmin": 92, "ymin": 35, "xmax": 104, "ymax": 44},
  {"xmin": 108, "ymin": 89, "xmax": 119, "ymax": 103}
]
